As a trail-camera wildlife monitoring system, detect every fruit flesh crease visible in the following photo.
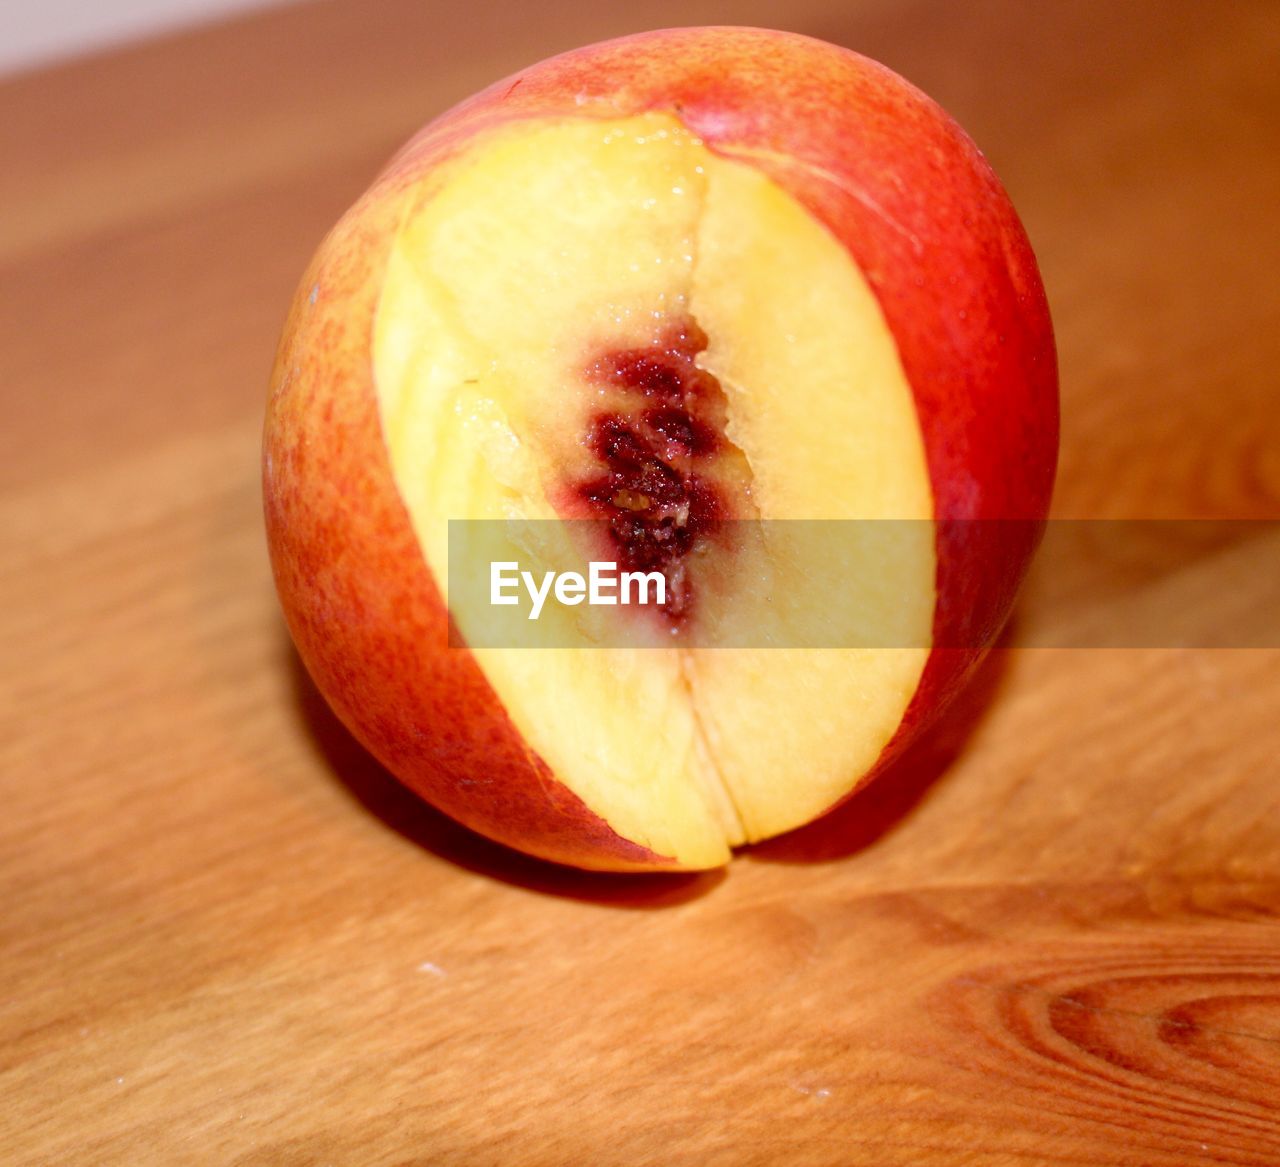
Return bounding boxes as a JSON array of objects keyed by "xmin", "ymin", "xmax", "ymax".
[{"xmin": 373, "ymin": 112, "xmax": 935, "ymax": 869}]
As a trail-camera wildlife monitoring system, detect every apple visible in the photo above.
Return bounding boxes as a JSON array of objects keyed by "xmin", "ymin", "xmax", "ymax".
[{"xmin": 263, "ymin": 27, "xmax": 1058, "ymax": 872}]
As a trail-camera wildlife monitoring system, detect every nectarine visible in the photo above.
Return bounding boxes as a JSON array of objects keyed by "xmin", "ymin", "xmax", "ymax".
[{"xmin": 264, "ymin": 27, "xmax": 1057, "ymax": 871}]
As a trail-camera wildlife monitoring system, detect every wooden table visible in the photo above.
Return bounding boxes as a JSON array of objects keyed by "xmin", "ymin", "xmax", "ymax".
[{"xmin": 4, "ymin": 1, "xmax": 1279, "ymax": 1162}]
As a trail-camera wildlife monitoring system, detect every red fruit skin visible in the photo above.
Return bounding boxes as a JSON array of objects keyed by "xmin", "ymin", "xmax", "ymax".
[{"xmin": 264, "ymin": 27, "xmax": 1058, "ymax": 868}]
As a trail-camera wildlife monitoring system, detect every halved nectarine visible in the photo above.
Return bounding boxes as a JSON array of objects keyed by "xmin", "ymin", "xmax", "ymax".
[{"xmin": 264, "ymin": 27, "xmax": 1058, "ymax": 871}]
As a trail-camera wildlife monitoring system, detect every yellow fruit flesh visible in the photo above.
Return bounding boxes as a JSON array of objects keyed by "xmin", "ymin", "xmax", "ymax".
[{"xmin": 373, "ymin": 113, "xmax": 934, "ymax": 868}]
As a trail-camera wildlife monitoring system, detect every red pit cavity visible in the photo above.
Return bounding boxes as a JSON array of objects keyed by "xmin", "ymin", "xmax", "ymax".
[{"xmin": 576, "ymin": 321, "xmax": 729, "ymax": 621}]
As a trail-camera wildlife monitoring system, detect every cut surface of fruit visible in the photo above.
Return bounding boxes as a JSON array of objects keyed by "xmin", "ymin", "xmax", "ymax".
[{"xmin": 372, "ymin": 111, "xmax": 935, "ymax": 866}]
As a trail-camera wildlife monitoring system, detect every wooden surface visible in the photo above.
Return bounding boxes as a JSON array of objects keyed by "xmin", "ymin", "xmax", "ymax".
[{"xmin": 3, "ymin": 1, "xmax": 1280, "ymax": 1162}]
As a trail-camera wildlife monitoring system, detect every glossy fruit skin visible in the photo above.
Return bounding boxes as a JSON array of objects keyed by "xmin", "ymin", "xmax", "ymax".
[{"xmin": 263, "ymin": 27, "xmax": 1058, "ymax": 870}]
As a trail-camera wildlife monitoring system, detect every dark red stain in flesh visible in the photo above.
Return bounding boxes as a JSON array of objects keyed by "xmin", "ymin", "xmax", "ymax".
[{"xmin": 576, "ymin": 320, "xmax": 729, "ymax": 623}]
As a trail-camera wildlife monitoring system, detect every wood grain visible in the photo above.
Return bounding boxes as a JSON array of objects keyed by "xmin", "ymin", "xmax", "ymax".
[{"xmin": 3, "ymin": 1, "xmax": 1280, "ymax": 1163}]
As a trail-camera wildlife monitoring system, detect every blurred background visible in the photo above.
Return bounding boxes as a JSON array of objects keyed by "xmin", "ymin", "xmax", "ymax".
[{"xmin": 0, "ymin": 0, "xmax": 303, "ymax": 75}]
